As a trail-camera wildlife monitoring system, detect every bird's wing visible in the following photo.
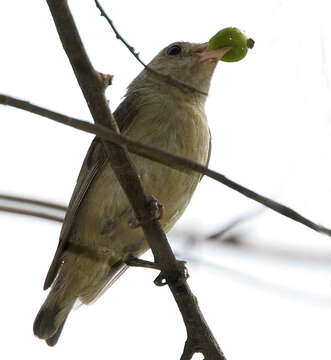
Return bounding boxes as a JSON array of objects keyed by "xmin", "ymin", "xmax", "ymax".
[
  {"xmin": 43, "ymin": 137, "xmax": 107, "ymax": 290},
  {"xmin": 80, "ymin": 262, "xmax": 129, "ymax": 304},
  {"xmin": 43, "ymin": 94, "xmax": 139, "ymax": 290}
]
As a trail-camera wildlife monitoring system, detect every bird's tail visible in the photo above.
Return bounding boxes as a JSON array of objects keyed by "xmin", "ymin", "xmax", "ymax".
[{"xmin": 33, "ymin": 285, "xmax": 76, "ymax": 346}]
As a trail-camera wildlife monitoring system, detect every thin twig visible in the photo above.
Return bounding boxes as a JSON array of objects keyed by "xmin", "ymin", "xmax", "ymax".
[
  {"xmin": 0, "ymin": 193, "xmax": 66, "ymax": 211},
  {"xmin": 175, "ymin": 251, "xmax": 331, "ymax": 308},
  {"xmin": 1, "ymin": 93, "xmax": 331, "ymax": 238},
  {"xmin": 207, "ymin": 208, "xmax": 264, "ymax": 240},
  {"xmin": 0, "ymin": 206, "xmax": 64, "ymax": 223},
  {"xmin": 94, "ymin": 0, "xmax": 208, "ymax": 97},
  {"xmin": 95, "ymin": 0, "xmax": 144, "ymax": 67}
]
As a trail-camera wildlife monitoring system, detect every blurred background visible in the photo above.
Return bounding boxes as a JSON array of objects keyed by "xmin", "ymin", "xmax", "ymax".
[{"xmin": 1, "ymin": 0, "xmax": 331, "ymax": 359}]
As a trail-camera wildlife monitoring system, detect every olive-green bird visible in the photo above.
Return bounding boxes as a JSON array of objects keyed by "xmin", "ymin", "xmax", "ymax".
[{"xmin": 33, "ymin": 41, "xmax": 230, "ymax": 346}]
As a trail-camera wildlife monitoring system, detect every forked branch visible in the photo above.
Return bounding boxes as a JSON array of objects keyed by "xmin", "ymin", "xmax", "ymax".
[{"xmin": 45, "ymin": 1, "xmax": 225, "ymax": 359}]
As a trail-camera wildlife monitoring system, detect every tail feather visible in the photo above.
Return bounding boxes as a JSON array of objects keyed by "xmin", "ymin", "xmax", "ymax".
[
  {"xmin": 46, "ymin": 320, "xmax": 67, "ymax": 347},
  {"xmin": 33, "ymin": 292, "xmax": 75, "ymax": 345},
  {"xmin": 34, "ymin": 251, "xmax": 123, "ymax": 345}
]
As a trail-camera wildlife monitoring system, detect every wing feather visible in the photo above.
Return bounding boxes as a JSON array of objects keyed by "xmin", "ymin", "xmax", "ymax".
[
  {"xmin": 43, "ymin": 94, "xmax": 139, "ymax": 290},
  {"xmin": 43, "ymin": 137, "xmax": 107, "ymax": 289}
]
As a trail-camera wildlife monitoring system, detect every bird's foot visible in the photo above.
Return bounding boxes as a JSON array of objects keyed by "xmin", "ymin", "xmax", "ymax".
[
  {"xmin": 128, "ymin": 195, "xmax": 164, "ymax": 228},
  {"xmin": 154, "ymin": 260, "xmax": 189, "ymax": 287},
  {"xmin": 125, "ymin": 255, "xmax": 189, "ymax": 287}
]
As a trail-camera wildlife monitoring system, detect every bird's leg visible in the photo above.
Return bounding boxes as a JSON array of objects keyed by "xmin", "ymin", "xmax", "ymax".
[
  {"xmin": 125, "ymin": 254, "xmax": 189, "ymax": 287},
  {"xmin": 128, "ymin": 195, "xmax": 164, "ymax": 228},
  {"xmin": 124, "ymin": 254, "xmax": 160, "ymax": 270}
]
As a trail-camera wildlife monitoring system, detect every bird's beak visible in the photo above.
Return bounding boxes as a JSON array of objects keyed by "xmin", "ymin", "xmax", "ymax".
[{"xmin": 196, "ymin": 43, "xmax": 232, "ymax": 63}]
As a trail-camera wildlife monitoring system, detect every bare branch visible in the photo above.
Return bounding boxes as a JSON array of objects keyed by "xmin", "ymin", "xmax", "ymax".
[
  {"xmin": 0, "ymin": 193, "xmax": 65, "ymax": 223},
  {"xmin": 94, "ymin": 0, "xmax": 208, "ymax": 97},
  {"xmin": 45, "ymin": 1, "xmax": 224, "ymax": 358},
  {"xmin": 207, "ymin": 209, "xmax": 264, "ymax": 240},
  {"xmin": 0, "ymin": 206, "xmax": 64, "ymax": 223},
  {"xmin": 0, "ymin": 193, "xmax": 66, "ymax": 211},
  {"xmin": 1, "ymin": 93, "xmax": 331, "ymax": 238},
  {"xmin": 95, "ymin": 0, "xmax": 144, "ymax": 67}
]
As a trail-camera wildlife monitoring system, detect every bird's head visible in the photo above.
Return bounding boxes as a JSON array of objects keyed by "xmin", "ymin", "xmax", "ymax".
[{"xmin": 127, "ymin": 41, "xmax": 231, "ymax": 103}]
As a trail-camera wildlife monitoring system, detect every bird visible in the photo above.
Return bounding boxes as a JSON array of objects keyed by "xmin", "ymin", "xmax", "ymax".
[{"xmin": 33, "ymin": 40, "xmax": 230, "ymax": 346}]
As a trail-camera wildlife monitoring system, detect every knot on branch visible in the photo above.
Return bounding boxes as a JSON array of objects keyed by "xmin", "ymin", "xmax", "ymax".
[
  {"xmin": 97, "ymin": 72, "xmax": 113, "ymax": 89},
  {"xmin": 128, "ymin": 195, "xmax": 164, "ymax": 228}
]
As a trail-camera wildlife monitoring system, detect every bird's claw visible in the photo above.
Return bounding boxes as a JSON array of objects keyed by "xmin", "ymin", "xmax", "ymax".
[{"xmin": 154, "ymin": 260, "xmax": 189, "ymax": 287}]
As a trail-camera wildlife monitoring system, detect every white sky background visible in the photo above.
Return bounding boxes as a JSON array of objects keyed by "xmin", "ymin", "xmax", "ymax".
[{"xmin": 1, "ymin": 0, "xmax": 331, "ymax": 359}]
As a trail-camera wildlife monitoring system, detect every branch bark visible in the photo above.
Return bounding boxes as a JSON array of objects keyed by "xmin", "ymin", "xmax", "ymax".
[{"xmin": 45, "ymin": 1, "xmax": 225, "ymax": 358}]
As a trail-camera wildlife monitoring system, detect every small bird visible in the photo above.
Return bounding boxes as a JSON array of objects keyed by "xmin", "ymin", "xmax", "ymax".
[{"xmin": 33, "ymin": 41, "xmax": 230, "ymax": 346}]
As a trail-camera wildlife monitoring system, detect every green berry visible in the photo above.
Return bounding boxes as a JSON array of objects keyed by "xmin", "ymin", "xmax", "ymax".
[{"xmin": 208, "ymin": 27, "xmax": 254, "ymax": 62}]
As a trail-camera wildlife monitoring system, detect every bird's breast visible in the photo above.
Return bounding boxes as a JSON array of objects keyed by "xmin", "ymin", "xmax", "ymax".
[{"xmin": 125, "ymin": 98, "xmax": 210, "ymax": 231}]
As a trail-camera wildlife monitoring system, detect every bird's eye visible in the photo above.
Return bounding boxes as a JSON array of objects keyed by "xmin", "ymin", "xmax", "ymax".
[{"xmin": 167, "ymin": 45, "xmax": 182, "ymax": 56}]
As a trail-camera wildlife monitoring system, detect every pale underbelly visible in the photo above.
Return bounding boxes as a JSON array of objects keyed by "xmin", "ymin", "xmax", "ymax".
[{"xmin": 71, "ymin": 114, "xmax": 210, "ymax": 260}]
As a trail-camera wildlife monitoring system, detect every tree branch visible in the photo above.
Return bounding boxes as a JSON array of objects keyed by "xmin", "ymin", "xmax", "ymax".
[
  {"xmin": 0, "ymin": 193, "xmax": 65, "ymax": 223},
  {"xmin": 0, "ymin": 193, "xmax": 66, "ymax": 211},
  {"xmin": 94, "ymin": 0, "xmax": 208, "ymax": 96},
  {"xmin": 0, "ymin": 205, "xmax": 64, "ymax": 223},
  {"xmin": 1, "ymin": 93, "xmax": 331, "ymax": 238},
  {"xmin": 44, "ymin": 1, "xmax": 224, "ymax": 359}
]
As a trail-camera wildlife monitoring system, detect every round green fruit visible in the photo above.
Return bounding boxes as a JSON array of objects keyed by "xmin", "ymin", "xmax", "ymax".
[{"xmin": 208, "ymin": 27, "xmax": 254, "ymax": 62}]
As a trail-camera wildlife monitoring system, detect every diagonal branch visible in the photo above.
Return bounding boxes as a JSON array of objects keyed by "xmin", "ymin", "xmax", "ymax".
[
  {"xmin": 94, "ymin": 0, "xmax": 208, "ymax": 96},
  {"xmin": 0, "ymin": 205, "xmax": 64, "ymax": 223},
  {"xmin": 0, "ymin": 193, "xmax": 65, "ymax": 223},
  {"xmin": 0, "ymin": 193, "xmax": 66, "ymax": 211},
  {"xmin": 45, "ymin": 1, "xmax": 224, "ymax": 359},
  {"xmin": 1, "ymin": 93, "xmax": 331, "ymax": 237}
]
